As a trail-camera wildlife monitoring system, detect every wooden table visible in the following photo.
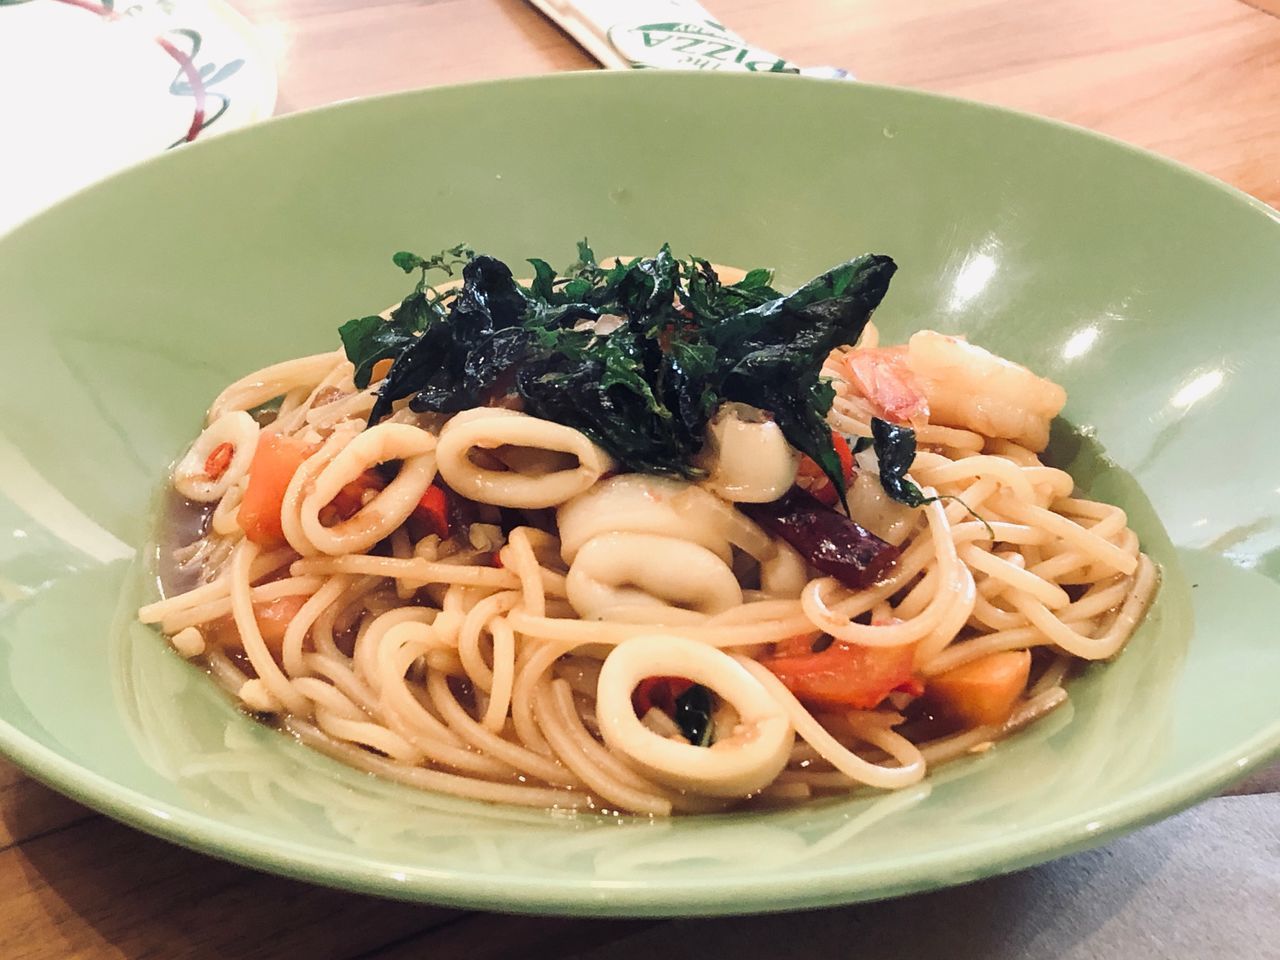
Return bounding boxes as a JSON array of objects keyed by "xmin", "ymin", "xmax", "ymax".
[{"xmin": 3, "ymin": 1, "xmax": 1279, "ymax": 956}]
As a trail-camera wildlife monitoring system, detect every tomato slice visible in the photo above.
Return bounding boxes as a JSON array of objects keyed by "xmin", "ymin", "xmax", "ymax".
[
  {"xmin": 761, "ymin": 640, "xmax": 918, "ymax": 710},
  {"xmin": 632, "ymin": 676, "xmax": 694, "ymax": 718},
  {"xmin": 323, "ymin": 469, "xmax": 387, "ymax": 524},
  {"xmin": 238, "ymin": 433, "xmax": 315, "ymax": 547},
  {"xmin": 413, "ymin": 484, "xmax": 450, "ymax": 540},
  {"xmin": 773, "ymin": 632, "xmax": 823, "ymax": 657},
  {"xmin": 795, "ymin": 431, "xmax": 856, "ymax": 506}
]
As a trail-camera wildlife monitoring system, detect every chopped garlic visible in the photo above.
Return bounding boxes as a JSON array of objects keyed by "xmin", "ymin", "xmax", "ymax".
[
  {"xmin": 171, "ymin": 626, "xmax": 206, "ymax": 658},
  {"xmin": 469, "ymin": 523, "xmax": 506, "ymax": 552}
]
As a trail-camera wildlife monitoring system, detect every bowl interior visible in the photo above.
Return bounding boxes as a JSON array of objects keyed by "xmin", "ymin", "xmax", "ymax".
[{"xmin": 0, "ymin": 72, "xmax": 1278, "ymax": 915}]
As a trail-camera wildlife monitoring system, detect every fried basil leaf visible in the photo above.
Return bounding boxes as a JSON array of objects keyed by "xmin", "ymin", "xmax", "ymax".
[
  {"xmin": 369, "ymin": 255, "xmax": 529, "ymax": 422},
  {"xmin": 351, "ymin": 242, "xmax": 899, "ymax": 492},
  {"xmin": 341, "ymin": 246, "xmax": 475, "ymax": 389},
  {"xmin": 869, "ymin": 416, "xmax": 930, "ymax": 507},
  {"xmin": 673, "ymin": 684, "xmax": 715, "ymax": 747},
  {"xmin": 716, "ymin": 254, "xmax": 898, "ymax": 502}
]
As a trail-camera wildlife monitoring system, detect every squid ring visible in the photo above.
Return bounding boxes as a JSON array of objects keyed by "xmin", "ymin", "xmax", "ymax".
[
  {"xmin": 596, "ymin": 633, "xmax": 794, "ymax": 797},
  {"xmin": 556, "ymin": 474, "xmax": 734, "ymax": 565},
  {"xmin": 300, "ymin": 422, "xmax": 437, "ymax": 555},
  {"xmin": 173, "ymin": 411, "xmax": 259, "ymax": 503},
  {"xmin": 566, "ymin": 532, "xmax": 742, "ymax": 620},
  {"xmin": 435, "ymin": 408, "xmax": 613, "ymax": 509}
]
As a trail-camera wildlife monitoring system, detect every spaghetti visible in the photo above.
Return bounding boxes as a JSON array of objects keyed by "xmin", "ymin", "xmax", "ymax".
[{"xmin": 139, "ymin": 248, "xmax": 1157, "ymax": 815}]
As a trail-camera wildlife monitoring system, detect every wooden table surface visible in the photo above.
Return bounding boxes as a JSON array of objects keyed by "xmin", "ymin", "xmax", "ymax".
[{"xmin": 4, "ymin": 1, "xmax": 1280, "ymax": 957}]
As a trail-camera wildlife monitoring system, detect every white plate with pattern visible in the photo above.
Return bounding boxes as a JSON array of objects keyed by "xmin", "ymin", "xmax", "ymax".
[{"xmin": 0, "ymin": 0, "xmax": 276, "ymax": 230}]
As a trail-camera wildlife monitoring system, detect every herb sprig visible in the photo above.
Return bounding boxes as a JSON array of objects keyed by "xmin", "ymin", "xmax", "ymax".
[{"xmin": 338, "ymin": 244, "xmax": 476, "ymax": 389}]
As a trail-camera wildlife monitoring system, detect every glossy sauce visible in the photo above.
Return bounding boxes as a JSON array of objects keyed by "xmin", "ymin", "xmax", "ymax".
[{"xmin": 154, "ymin": 490, "xmax": 214, "ymax": 598}]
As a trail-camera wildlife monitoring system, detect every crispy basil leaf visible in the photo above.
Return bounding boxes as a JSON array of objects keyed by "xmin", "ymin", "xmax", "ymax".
[
  {"xmin": 340, "ymin": 314, "xmax": 413, "ymax": 389},
  {"xmin": 598, "ymin": 330, "xmax": 667, "ymax": 419},
  {"xmin": 355, "ymin": 242, "xmax": 899, "ymax": 490},
  {"xmin": 370, "ymin": 255, "xmax": 528, "ymax": 422},
  {"xmin": 680, "ymin": 259, "xmax": 783, "ymax": 324},
  {"xmin": 526, "ymin": 258, "xmax": 557, "ymax": 302},
  {"xmin": 664, "ymin": 339, "xmax": 719, "ymax": 450},
  {"xmin": 624, "ymin": 244, "xmax": 680, "ymax": 319},
  {"xmin": 341, "ymin": 291, "xmax": 445, "ymax": 390},
  {"xmin": 567, "ymin": 238, "xmax": 599, "ymax": 278},
  {"xmin": 393, "ymin": 244, "xmax": 474, "ymax": 283},
  {"xmin": 708, "ymin": 254, "xmax": 896, "ymax": 355},
  {"xmin": 870, "ymin": 416, "xmax": 930, "ymax": 507},
  {"xmin": 674, "ymin": 684, "xmax": 715, "ymax": 747},
  {"xmin": 715, "ymin": 254, "xmax": 897, "ymax": 502},
  {"xmin": 411, "ymin": 326, "xmax": 535, "ymax": 414},
  {"xmin": 517, "ymin": 355, "xmax": 699, "ymax": 476},
  {"xmin": 736, "ymin": 267, "xmax": 775, "ymax": 291},
  {"xmin": 448, "ymin": 255, "xmax": 528, "ymax": 338},
  {"xmin": 342, "ymin": 246, "xmax": 478, "ymax": 390},
  {"xmin": 392, "ymin": 251, "xmax": 426, "ymax": 274}
]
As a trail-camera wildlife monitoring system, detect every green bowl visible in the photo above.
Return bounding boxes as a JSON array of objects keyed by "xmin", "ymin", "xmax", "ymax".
[{"xmin": 0, "ymin": 72, "xmax": 1277, "ymax": 916}]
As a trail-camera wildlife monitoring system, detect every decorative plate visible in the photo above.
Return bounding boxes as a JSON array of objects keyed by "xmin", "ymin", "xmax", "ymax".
[{"xmin": 0, "ymin": 0, "xmax": 276, "ymax": 229}]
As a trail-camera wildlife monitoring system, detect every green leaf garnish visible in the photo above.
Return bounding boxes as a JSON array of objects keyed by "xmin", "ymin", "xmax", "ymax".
[
  {"xmin": 526, "ymin": 257, "xmax": 558, "ymax": 302},
  {"xmin": 393, "ymin": 243, "xmax": 474, "ymax": 286},
  {"xmin": 391, "ymin": 250, "xmax": 426, "ymax": 274},
  {"xmin": 340, "ymin": 246, "xmax": 476, "ymax": 389}
]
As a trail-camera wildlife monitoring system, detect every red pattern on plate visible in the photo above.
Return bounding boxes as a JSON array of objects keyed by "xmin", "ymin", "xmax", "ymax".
[{"xmin": 53, "ymin": 0, "xmax": 208, "ymax": 142}]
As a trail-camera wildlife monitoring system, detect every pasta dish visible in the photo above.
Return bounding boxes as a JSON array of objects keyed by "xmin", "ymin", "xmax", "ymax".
[{"xmin": 139, "ymin": 243, "xmax": 1157, "ymax": 815}]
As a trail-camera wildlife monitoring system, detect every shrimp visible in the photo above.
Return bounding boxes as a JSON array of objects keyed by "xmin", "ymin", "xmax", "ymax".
[
  {"xmin": 841, "ymin": 346, "xmax": 931, "ymax": 425},
  {"xmin": 905, "ymin": 331, "xmax": 1066, "ymax": 451}
]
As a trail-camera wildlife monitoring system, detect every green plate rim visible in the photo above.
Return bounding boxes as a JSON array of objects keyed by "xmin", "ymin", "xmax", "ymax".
[{"xmin": 4, "ymin": 705, "xmax": 1277, "ymax": 914}]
